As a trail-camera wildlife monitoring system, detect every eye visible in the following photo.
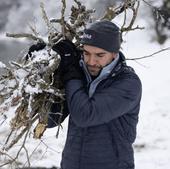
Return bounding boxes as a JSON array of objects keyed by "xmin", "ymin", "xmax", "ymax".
[
  {"xmin": 83, "ymin": 51, "xmax": 90, "ymax": 56},
  {"xmin": 97, "ymin": 53, "xmax": 105, "ymax": 58}
]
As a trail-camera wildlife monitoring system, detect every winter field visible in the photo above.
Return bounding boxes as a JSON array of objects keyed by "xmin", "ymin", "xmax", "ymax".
[
  {"xmin": 0, "ymin": 11, "xmax": 170, "ymax": 169},
  {"xmin": 123, "ymin": 26, "xmax": 170, "ymax": 169}
]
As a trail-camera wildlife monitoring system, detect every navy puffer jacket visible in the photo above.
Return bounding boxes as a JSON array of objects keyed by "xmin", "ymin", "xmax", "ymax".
[{"xmin": 49, "ymin": 52, "xmax": 142, "ymax": 169}]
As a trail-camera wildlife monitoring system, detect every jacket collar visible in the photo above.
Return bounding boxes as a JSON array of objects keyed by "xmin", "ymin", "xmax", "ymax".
[
  {"xmin": 109, "ymin": 51, "xmax": 126, "ymax": 77},
  {"xmin": 80, "ymin": 51, "xmax": 126, "ymax": 83},
  {"xmin": 79, "ymin": 52, "xmax": 126, "ymax": 97}
]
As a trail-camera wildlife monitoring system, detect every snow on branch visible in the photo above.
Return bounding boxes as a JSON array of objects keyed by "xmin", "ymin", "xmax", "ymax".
[
  {"xmin": 0, "ymin": 1, "xmax": 95, "ymax": 167},
  {"xmin": 0, "ymin": 49, "xmax": 63, "ymax": 168},
  {"xmin": 2, "ymin": 0, "xmax": 168, "ymax": 168},
  {"xmin": 6, "ymin": 33, "xmax": 44, "ymax": 42}
]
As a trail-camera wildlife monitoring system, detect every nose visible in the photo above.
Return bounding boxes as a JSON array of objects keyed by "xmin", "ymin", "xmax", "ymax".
[{"xmin": 87, "ymin": 56, "xmax": 96, "ymax": 66}]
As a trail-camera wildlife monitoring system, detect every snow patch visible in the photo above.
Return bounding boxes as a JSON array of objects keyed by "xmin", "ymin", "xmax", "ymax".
[{"xmin": 0, "ymin": 61, "xmax": 6, "ymax": 68}]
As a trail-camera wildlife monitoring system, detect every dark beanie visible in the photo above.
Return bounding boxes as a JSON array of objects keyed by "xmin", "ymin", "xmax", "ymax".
[{"xmin": 80, "ymin": 20, "xmax": 121, "ymax": 53}]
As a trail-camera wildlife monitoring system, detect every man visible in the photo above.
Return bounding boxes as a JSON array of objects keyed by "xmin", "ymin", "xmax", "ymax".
[{"xmin": 30, "ymin": 20, "xmax": 142, "ymax": 169}]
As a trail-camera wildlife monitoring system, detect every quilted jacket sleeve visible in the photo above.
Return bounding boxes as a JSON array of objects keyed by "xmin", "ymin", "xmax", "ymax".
[{"xmin": 65, "ymin": 72, "xmax": 142, "ymax": 127}]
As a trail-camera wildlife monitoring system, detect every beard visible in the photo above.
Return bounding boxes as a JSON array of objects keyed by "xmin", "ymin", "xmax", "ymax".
[{"xmin": 86, "ymin": 64, "xmax": 103, "ymax": 76}]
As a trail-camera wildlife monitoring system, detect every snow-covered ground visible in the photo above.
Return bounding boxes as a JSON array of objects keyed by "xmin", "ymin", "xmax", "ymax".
[
  {"xmin": 123, "ymin": 22, "xmax": 170, "ymax": 169},
  {"xmin": 1, "ymin": 14, "xmax": 170, "ymax": 169}
]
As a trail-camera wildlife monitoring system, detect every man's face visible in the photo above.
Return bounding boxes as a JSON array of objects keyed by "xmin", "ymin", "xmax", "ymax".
[{"xmin": 83, "ymin": 45, "xmax": 117, "ymax": 76}]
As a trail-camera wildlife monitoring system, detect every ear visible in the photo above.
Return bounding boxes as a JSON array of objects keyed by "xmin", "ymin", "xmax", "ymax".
[{"xmin": 112, "ymin": 52, "xmax": 117, "ymax": 59}]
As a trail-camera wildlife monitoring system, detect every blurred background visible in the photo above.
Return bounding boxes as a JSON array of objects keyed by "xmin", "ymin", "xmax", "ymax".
[
  {"xmin": 0, "ymin": 0, "xmax": 124, "ymax": 64},
  {"xmin": 0, "ymin": 0, "xmax": 170, "ymax": 64},
  {"xmin": 0, "ymin": 0, "xmax": 170, "ymax": 169}
]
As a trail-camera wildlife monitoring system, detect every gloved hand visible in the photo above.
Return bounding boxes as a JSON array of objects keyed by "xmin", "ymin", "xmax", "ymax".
[
  {"xmin": 26, "ymin": 41, "xmax": 46, "ymax": 60},
  {"xmin": 52, "ymin": 39, "xmax": 83, "ymax": 84}
]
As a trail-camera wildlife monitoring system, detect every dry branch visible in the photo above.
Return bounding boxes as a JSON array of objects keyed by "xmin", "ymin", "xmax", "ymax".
[
  {"xmin": 6, "ymin": 33, "xmax": 44, "ymax": 42},
  {"xmin": 1, "ymin": 0, "xmax": 162, "ymax": 168},
  {"xmin": 126, "ymin": 47, "xmax": 170, "ymax": 60},
  {"xmin": 121, "ymin": 0, "xmax": 142, "ymax": 32},
  {"xmin": 100, "ymin": 0, "xmax": 145, "ymax": 34},
  {"xmin": 61, "ymin": 0, "xmax": 66, "ymax": 37},
  {"xmin": 0, "ymin": 2, "xmax": 95, "ymax": 167},
  {"xmin": 40, "ymin": 2, "xmax": 53, "ymax": 32}
]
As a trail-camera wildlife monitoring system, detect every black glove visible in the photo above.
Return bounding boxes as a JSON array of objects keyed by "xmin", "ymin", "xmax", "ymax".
[
  {"xmin": 26, "ymin": 41, "xmax": 46, "ymax": 60},
  {"xmin": 52, "ymin": 39, "xmax": 83, "ymax": 84}
]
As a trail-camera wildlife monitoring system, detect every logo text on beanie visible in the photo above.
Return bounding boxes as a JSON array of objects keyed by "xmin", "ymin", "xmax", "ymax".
[{"xmin": 82, "ymin": 33, "xmax": 92, "ymax": 39}]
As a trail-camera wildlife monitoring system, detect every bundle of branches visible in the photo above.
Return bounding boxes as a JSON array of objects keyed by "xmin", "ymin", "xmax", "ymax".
[
  {"xmin": 0, "ymin": 49, "xmax": 61, "ymax": 145},
  {"xmin": 0, "ymin": 0, "xmax": 95, "ymax": 152},
  {"xmin": 0, "ymin": 1, "xmax": 143, "ymax": 167},
  {"xmin": 0, "ymin": 0, "xmax": 147, "ymax": 168}
]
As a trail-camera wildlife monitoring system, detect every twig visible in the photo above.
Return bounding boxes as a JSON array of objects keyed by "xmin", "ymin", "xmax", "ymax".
[
  {"xmin": 23, "ymin": 141, "xmax": 41, "ymax": 167},
  {"xmin": 56, "ymin": 103, "xmax": 64, "ymax": 138},
  {"xmin": 50, "ymin": 19, "xmax": 62, "ymax": 23},
  {"xmin": 132, "ymin": 59, "xmax": 149, "ymax": 68},
  {"xmin": 6, "ymin": 33, "xmax": 44, "ymax": 42},
  {"xmin": 0, "ymin": 128, "xmax": 31, "ymax": 168},
  {"xmin": 122, "ymin": 5, "xmax": 127, "ymax": 28},
  {"xmin": 3, "ymin": 129, "xmax": 15, "ymax": 149},
  {"xmin": 61, "ymin": 0, "xmax": 66, "ymax": 38},
  {"xmin": 121, "ymin": 1, "xmax": 143, "ymax": 32},
  {"xmin": 41, "ymin": 139, "xmax": 60, "ymax": 153},
  {"xmin": 0, "ymin": 151, "xmax": 16, "ymax": 168},
  {"xmin": 74, "ymin": 0, "xmax": 81, "ymax": 7},
  {"xmin": 28, "ymin": 23, "xmax": 39, "ymax": 37},
  {"xmin": 23, "ymin": 145, "xmax": 31, "ymax": 167},
  {"xmin": 142, "ymin": 0, "xmax": 154, "ymax": 8},
  {"xmin": 126, "ymin": 47, "xmax": 170, "ymax": 60},
  {"xmin": 40, "ymin": 2, "xmax": 52, "ymax": 32},
  {"xmin": 128, "ymin": 1, "xmax": 139, "ymax": 29},
  {"xmin": 5, "ymin": 115, "xmax": 39, "ymax": 151},
  {"xmin": 0, "ymin": 150, "xmax": 14, "ymax": 161}
]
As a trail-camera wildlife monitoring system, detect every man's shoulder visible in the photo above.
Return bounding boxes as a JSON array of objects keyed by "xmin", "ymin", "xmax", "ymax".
[
  {"xmin": 110, "ymin": 65, "xmax": 142, "ymax": 91},
  {"xmin": 113, "ymin": 65, "xmax": 139, "ymax": 80}
]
